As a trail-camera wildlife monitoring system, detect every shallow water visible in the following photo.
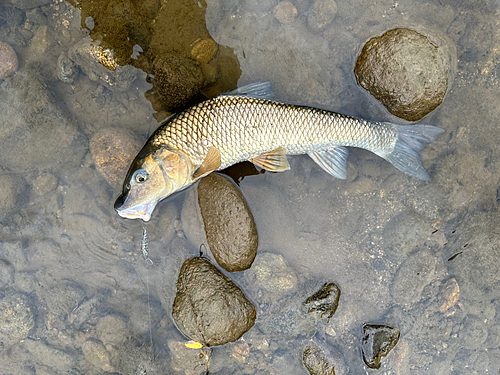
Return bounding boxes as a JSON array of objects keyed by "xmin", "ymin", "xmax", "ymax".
[{"xmin": 0, "ymin": 0, "xmax": 499, "ymax": 373}]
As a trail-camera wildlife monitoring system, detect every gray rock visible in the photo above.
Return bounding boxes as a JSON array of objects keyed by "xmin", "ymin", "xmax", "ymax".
[
  {"xmin": 274, "ymin": 2, "xmax": 298, "ymax": 24},
  {"xmin": 303, "ymin": 283, "xmax": 341, "ymax": 320},
  {"xmin": 0, "ymin": 175, "xmax": 19, "ymax": 219},
  {"xmin": 0, "ymin": 260, "xmax": 14, "ymax": 289},
  {"xmin": 302, "ymin": 345, "xmax": 336, "ymax": 375},
  {"xmin": 68, "ymin": 291, "xmax": 107, "ymax": 328},
  {"xmin": 23, "ymin": 339, "xmax": 74, "ymax": 371},
  {"xmin": 32, "ymin": 172, "xmax": 58, "ymax": 196},
  {"xmin": 198, "ymin": 173, "xmax": 258, "ymax": 272},
  {"xmin": 391, "ymin": 250, "xmax": 436, "ymax": 305},
  {"xmin": 307, "ymin": 0, "xmax": 337, "ymax": 32},
  {"xmin": 0, "ymin": 42, "xmax": 18, "ymax": 79},
  {"xmin": 10, "ymin": 0, "xmax": 52, "ymax": 10},
  {"xmin": 0, "ymin": 67, "xmax": 86, "ymax": 170},
  {"xmin": 43, "ymin": 282, "xmax": 85, "ymax": 316},
  {"xmin": 96, "ymin": 315, "xmax": 129, "ymax": 346},
  {"xmin": 244, "ymin": 252, "xmax": 298, "ymax": 299},
  {"xmin": 445, "ymin": 210, "xmax": 500, "ymax": 301},
  {"xmin": 361, "ymin": 324, "xmax": 400, "ymax": 369},
  {"xmin": 459, "ymin": 316, "xmax": 489, "ymax": 350},
  {"xmin": 0, "ymin": 6, "xmax": 25, "ymax": 28},
  {"xmin": 82, "ymin": 338, "xmax": 116, "ymax": 372},
  {"xmin": 0, "ymin": 292, "xmax": 35, "ymax": 348},
  {"xmin": 355, "ymin": 28, "xmax": 452, "ymax": 121},
  {"xmin": 152, "ymin": 52, "xmax": 204, "ymax": 109},
  {"xmin": 68, "ymin": 39, "xmax": 138, "ymax": 92},
  {"xmin": 172, "ymin": 257, "xmax": 256, "ymax": 347}
]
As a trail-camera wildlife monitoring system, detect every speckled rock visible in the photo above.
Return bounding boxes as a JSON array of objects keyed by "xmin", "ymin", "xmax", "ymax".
[
  {"xmin": 274, "ymin": 1, "xmax": 298, "ymax": 24},
  {"xmin": 303, "ymin": 345, "xmax": 336, "ymax": 375},
  {"xmin": 244, "ymin": 252, "xmax": 298, "ymax": 299},
  {"xmin": 0, "ymin": 293, "xmax": 35, "ymax": 348},
  {"xmin": 198, "ymin": 173, "xmax": 258, "ymax": 272},
  {"xmin": 307, "ymin": 0, "xmax": 337, "ymax": 32},
  {"xmin": 0, "ymin": 42, "xmax": 18, "ymax": 79},
  {"xmin": 96, "ymin": 315, "xmax": 129, "ymax": 346},
  {"xmin": 68, "ymin": 39, "xmax": 138, "ymax": 92},
  {"xmin": 390, "ymin": 250, "xmax": 436, "ymax": 305},
  {"xmin": 172, "ymin": 257, "xmax": 256, "ymax": 347},
  {"xmin": 355, "ymin": 28, "xmax": 453, "ymax": 121},
  {"xmin": 190, "ymin": 38, "xmax": 218, "ymax": 64},
  {"xmin": 303, "ymin": 282, "xmax": 341, "ymax": 320},
  {"xmin": 152, "ymin": 52, "xmax": 204, "ymax": 109},
  {"xmin": 82, "ymin": 338, "xmax": 116, "ymax": 372},
  {"xmin": 361, "ymin": 324, "xmax": 400, "ymax": 369},
  {"xmin": 90, "ymin": 128, "xmax": 142, "ymax": 188},
  {"xmin": 32, "ymin": 172, "xmax": 57, "ymax": 196}
]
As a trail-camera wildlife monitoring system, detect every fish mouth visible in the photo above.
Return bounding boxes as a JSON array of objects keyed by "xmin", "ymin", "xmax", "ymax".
[{"xmin": 114, "ymin": 195, "xmax": 156, "ymax": 222}]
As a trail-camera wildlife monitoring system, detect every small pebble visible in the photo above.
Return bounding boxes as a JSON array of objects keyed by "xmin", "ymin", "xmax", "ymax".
[
  {"xmin": 303, "ymin": 282, "xmax": 341, "ymax": 320},
  {"xmin": 190, "ymin": 38, "xmax": 218, "ymax": 64},
  {"xmin": 307, "ymin": 0, "xmax": 337, "ymax": 32},
  {"xmin": 0, "ymin": 41, "xmax": 18, "ymax": 79},
  {"xmin": 439, "ymin": 278, "xmax": 460, "ymax": 313},
  {"xmin": 33, "ymin": 172, "xmax": 58, "ymax": 195},
  {"xmin": 361, "ymin": 324, "xmax": 400, "ymax": 369},
  {"xmin": 274, "ymin": 1, "xmax": 298, "ymax": 24}
]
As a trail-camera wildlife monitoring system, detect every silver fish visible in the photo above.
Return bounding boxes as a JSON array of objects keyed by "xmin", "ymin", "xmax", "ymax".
[{"xmin": 115, "ymin": 82, "xmax": 444, "ymax": 221}]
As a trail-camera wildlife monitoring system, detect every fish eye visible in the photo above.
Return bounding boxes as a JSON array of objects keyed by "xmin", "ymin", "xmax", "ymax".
[{"xmin": 134, "ymin": 170, "xmax": 148, "ymax": 183}]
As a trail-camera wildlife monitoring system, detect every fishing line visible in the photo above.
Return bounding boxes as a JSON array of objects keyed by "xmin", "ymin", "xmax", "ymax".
[{"xmin": 141, "ymin": 221, "xmax": 154, "ymax": 361}]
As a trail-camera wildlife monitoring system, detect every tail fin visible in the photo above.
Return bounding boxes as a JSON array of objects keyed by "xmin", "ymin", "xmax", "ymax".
[{"xmin": 381, "ymin": 123, "xmax": 444, "ymax": 181}]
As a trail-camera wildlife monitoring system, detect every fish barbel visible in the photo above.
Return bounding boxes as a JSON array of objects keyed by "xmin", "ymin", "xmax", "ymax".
[{"xmin": 115, "ymin": 82, "xmax": 444, "ymax": 221}]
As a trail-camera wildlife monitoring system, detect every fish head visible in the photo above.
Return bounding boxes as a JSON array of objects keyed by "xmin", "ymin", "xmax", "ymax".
[{"xmin": 114, "ymin": 145, "xmax": 192, "ymax": 221}]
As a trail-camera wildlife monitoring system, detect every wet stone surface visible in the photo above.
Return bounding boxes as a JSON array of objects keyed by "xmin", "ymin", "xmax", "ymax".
[
  {"xmin": 303, "ymin": 282, "xmax": 341, "ymax": 320},
  {"xmin": 361, "ymin": 324, "xmax": 400, "ymax": 369},
  {"xmin": 0, "ymin": 41, "xmax": 18, "ymax": 79},
  {"xmin": 355, "ymin": 28, "xmax": 453, "ymax": 121},
  {"xmin": 90, "ymin": 127, "xmax": 142, "ymax": 188},
  {"xmin": 303, "ymin": 345, "xmax": 336, "ymax": 375},
  {"xmin": 0, "ymin": 292, "xmax": 35, "ymax": 349},
  {"xmin": 198, "ymin": 173, "xmax": 258, "ymax": 272},
  {"xmin": 172, "ymin": 257, "xmax": 256, "ymax": 347},
  {"xmin": 307, "ymin": 0, "xmax": 337, "ymax": 32}
]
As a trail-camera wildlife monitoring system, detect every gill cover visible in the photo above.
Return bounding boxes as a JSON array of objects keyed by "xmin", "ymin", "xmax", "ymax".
[{"xmin": 114, "ymin": 146, "xmax": 192, "ymax": 221}]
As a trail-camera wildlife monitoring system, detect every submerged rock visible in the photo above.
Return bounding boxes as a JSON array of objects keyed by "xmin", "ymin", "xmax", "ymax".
[
  {"xmin": 390, "ymin": 250, "xmax": 436, "ymax": 305},
  {"xmin": 303, "ymin": 345, "xmax": 336, "ymax": 375},
  {"xmin": 198, "ymin": 173, "xmax": 258, "ymax": 272},
  {"xmin": 361, "ymin": 324, "xmax": 400, "ymax": 369},
  {"xmin": 0, "ymin": 293, "xmax": 35, "ymax": 348},
  {"xmin": 244, "ymin": 252, "xmax": 298, "ymax": 300},
  {"xmin": 439, "ymin": 278, "xmax": 460, "ymax": 313},
  {"xmin": 307, "ymin": 0, "xmax": 337, "ymax": 32},
  {"xmin": 90, "ymin": 128, "xmax": 142, "ymax": 188},
  {"xmin": 0, "ymin": 41, "xmax": 18, "ymax": 79},
  {"xmin": 172, "ymin": 257, "xmax": 256, "ymax": 347},
  {"xmin": 355, "ymin": 28, "xmax": 452, "ymax": 121},
  {"xmin": 152, "ymin": 52, "xmax": 204, "ymax": 109},
  {"xmin": 303, "ymin": 282, "xmax": 341, "ymax": 320},
  {"xmin": 274, "ymin": 2, "xmax": 298, "ymax": 24}
]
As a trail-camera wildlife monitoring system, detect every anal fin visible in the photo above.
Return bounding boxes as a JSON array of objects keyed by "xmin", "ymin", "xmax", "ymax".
[
  {"xmin": 251, "ymin": 147, "xmax": 290, "ymax": 172},
  {"xmin": 193, "ymin": 146, "xmax": 221, "ymax": 180},
  {"xmin": 308, "ymin": 147, "xmax": 349, "ymax": 179}
]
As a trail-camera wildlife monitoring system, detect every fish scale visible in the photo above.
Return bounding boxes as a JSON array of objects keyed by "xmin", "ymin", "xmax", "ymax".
[{"xmin": 151, "ymin": 96, "xmax": 397, "ymax": 170}]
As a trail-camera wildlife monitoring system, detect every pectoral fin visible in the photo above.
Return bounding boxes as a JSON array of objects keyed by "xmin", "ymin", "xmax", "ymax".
[
  {"xmin": 251, "ymin": 147, "xmax": 290, "ymax": 172},
  {"xmin": 308, "ymin": 147, "xmax": 349, "ymax": 179},
  {"xmin": 193, "ymin": 146, "xmax": 221, "ymax": 180}
]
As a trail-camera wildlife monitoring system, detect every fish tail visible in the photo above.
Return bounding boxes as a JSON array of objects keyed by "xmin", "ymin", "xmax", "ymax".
[{"xmin": 380, "ymin": 123, "xmax": 445, "ymax": 181}]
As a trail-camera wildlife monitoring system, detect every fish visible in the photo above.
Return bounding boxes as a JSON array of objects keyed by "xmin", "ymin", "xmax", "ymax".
[{"xmin": 114, "ymin": 82, "xmax": 444, "ymax": 222}]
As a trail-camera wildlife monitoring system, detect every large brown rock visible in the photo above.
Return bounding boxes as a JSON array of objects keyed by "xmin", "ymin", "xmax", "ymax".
[
  {"xmin": 355, "ymin": 28, "xmax": 453, "ymax": 121},
  {"xmin": 172, "ymin": 257, "xmax": 256, "ymax": 347},
  {"xmin": 198, "ymin": 173, "xmax": 258, "ymax": 272}
]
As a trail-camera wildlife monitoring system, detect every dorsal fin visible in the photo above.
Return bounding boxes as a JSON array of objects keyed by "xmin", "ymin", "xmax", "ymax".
[
  {"xmin": 193, "ymin": 146, "xmax": 221, "ymax": 180},
  {"xmin": 219, "ymin": 82, "xmax": 274, "ymax": 100},
  {"xmin": 251, "ymin": 147, "xmax": 290, "ymax": 172}
]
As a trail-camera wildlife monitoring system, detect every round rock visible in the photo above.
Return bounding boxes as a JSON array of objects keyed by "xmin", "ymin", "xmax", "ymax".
[
  {"xmin": 153, "ymin": 52, "xmax": 204, "ymax": 109},
  {"xmin": 0, "ymin": 293, "xmax": 35, "ymax": 348},
  {"xmin": 303, "ymin": 345, "xmax": 336, "ymax": 375},
  {"xmin": 172, "ymin": 257, "xmax": 256, "ymax": 347},
  {"xmin": 0, "ymin": 42, "xmax": 18, "ymax": 79},
  {"xmin": 198, "ymin": 173, "xmax": 258, "ymax": 272},
  {"xmin": 307, "ymin": 0, "xmax": 337, "ymax": 32},
  {"xmin": 90, "ymin": 128, "xmax": 142, "ymax": 188},
  {"xmin": 355, "ymin": 28, "xmax": 451, "ymax": 121},
  {"xmin": 274, "ymin": 2, "xmax": 298, "ymax": 24}
]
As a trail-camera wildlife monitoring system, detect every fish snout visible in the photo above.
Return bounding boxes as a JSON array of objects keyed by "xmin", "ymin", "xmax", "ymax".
[{"xmin": 114, "ymin": 194, "xmax": 126, "ymax": 212}]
